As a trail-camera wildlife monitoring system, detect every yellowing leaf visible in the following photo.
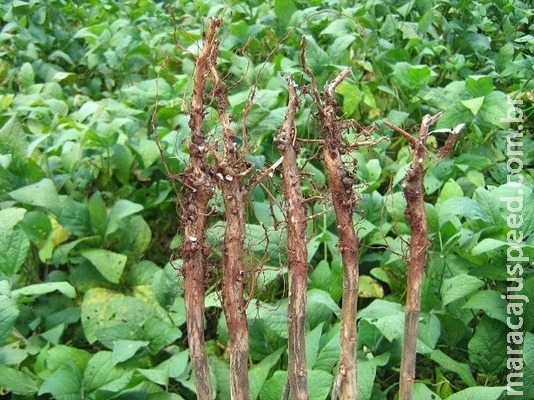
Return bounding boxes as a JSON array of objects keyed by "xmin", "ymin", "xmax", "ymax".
[{"xmin": 359, "ymin": 275, "xmax": 384, "ymax": 298}]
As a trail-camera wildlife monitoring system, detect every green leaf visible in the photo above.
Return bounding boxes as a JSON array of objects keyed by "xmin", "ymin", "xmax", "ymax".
[
  {"xmin": 131, "ymin": 138, "xmax": 160, "ymax": 169},
  {"xmin": 465, "ymin": 33, "xmax": 491, "ymax": 52},
  {"xmin": 468, "ymin": 316, "xmax": 507, "ymax": 374},
  {"xmin": 111, "ymin": 143, "xmax": 134, "ymax": 184},
  {"xmin": 88, "ymin": 192, "xmax": 108, "ymax": 237},
  {"xmin": 461, "ymin": 96, "xmax": 485, "ymax": 116},
  {"xmin": 81, "ymin": 249, "xmax": 127, "ymax": 284},
  {"xmin": 274, "ymin": 0, "xmax": 297, "ymax": 26},
  {"xmin": 358, "ymin": 354, "xmax": 389, "ymax": 400},
  {"xmin": 81, "ymin": 288, "xmax": 119, "ymax": 344},
  {"xmin": 308, "ymin": 369, "xmax": 334, "ymax": 400},
  {"xmin": 143, "ymin": 317, "xmax": 182, "ymax": 353},
  {"xmin": 304, "ymin": 36, "xmax": 329, "ymax": 73},
  {"xmin": 307, "ymin": 288, "xmax": 342, "ymax": 319},
  {"xmin": 12, "ymin": 281, "xmax": 76, "ymax": 299},
  {"xmin": 95, "ymin": 322, "xmax": 143, "ymax": 349},
  {"xmin": 307, "ymin": 235, "xmax": 324, "ymax": 263},
  {"xmin": 371, "ymin": 313, "xmax": 404, "ymax": 342},
  {"xmin": 0, "ymin": 207, "xmax": 27, "ymax": 231},
  {"xmin": 128, "ymin": 260, "xmax": 161, "ymax": 286},
  {"xmin": 106, "ymin": 199, "xmax": 144, "ymax": 237},
  {"xmin": 84, "ymin": 351, "xmax": 132, "ymax": 394},
  {"xmin": 425, "ymin": 203, "xmax": 440, "ymax": 236},
  {"xmin": 18, "ymin": 62, "xmax": 35, "ymax": 88},
  {"xmin": 38, "ymin": 363, "xmax": 83, "ymax": 400},
  {"xmin": 306, "ymin": 323, "xmax": 324, "ymax": 370},
  {"xmin": 260, "ymin": 369, "xmax": 333, "ymax": 400},
  {"xmin": 0, "ymin": 228, "xmax": 30, "ymax": 276},
  {"xmin": 476, "ymin": 91, "xmax": 510, "ymax": 128},
  {"xmin": 0, "ymin": 94, "xmax": 15, "ymax": 113},
  {"xmin": 336, "ymin": 81, "xmax": 363, "ymax": 116},
  {"xmin": 156, "ymin": 350, "xmax": 189, "ymax": 379},
  {"xmin": 0, "ymin": 281, "xmax": 19, "ymax": 344},
  {"xmin": 0, "ymin": 364, "xmax": 39, "ymax": 395},
  {"xmin": 153, "ymin": 262, "xmax": 183, "ymax": 308},
  {"xmin": 249, "ymin": 347, "xmax": 284, "ymax": 400},
  {"xmin": 146, "ymin": 393, "xmax": 185, "ymax": 400},
  {"xmin": 455, "ymin": 154, "xmax": 492, "ymax": 170},
  {"xmin": 392, "ymin": 63, "xmax": 435, "ymax": 92},
  {"xmin": 358, "ymin": 299, "xmax": 404, "ymax": 320},
  {"xmin": 19, "ymin": 210, "xmax": 52, "ymax": 242},
  {"xmin": 118, "ymin": 215, "xmax": 152, "ymax": 257},
  {"xmin": 439, "ymin": 314, "xmax": 467, "ymax": 347},
  {"xmin": 9, "ymin": 179, "xmax": 61, "ymax": 214},
  {"xmin": 258, "ymin": 370, "xmax": 285, "ymax": 399},
  {"xmin": 473, "ymin": 187, "xmax": 505, "ymax": 226},
  {"xmin": 465, "ymin": 75, "xmax": 494, "ymax": 97},
  {"xmin": 521, "ymin": 332, "xmax": 534, "ymax": 398},
  {"xmin": 417, "ymin": 313, "xmax": 441, "ymax": 354},
  {"xmin": 81, "ymin": 288, "xmax": 153, "ymax": 345},
  {"xmin": 0, "ymin": 342, "xmax": 28, "ymax": 366},
  {"xmin": 314, "ymin": 324, "xmax": 340, "ymax": 372},
  {"xmin": 471, "ymin": 238, "xmax": 508, "ymax": 256},
  {"xmin": 41, "ymin": 323, "xmax": 65, "ymax": 345},
  {"xmin": 440, "ymin": 275, "xmax": 484, "ymax": 306},
  {"xmin": 365, "ymin": 159, "xmax": 381, "ymax": 183},
  {"xmin": 309, "ymin": 259, "xmax": 343, "ymax": 302},
  {"xmin": 45, "ymin": 345, "xmax": 92, "ymax": 373},
  {"xmin": 429, "ymin": 350, "xmax": 477, "ymax": 387},
  {"xmin": 136, "ymin": 368, "xmax": 168, "ymax": 387},
  {"xmin": 211, "ymin": 355, "xmax": 231, "ymax": 400},
  {"xmin": 112, "ymin": 340, "xmax": 150, "ymax": 364},
  {"xmin": 462, "ymin": 290, "xmax": 507, "ymax": 323},
  {"xmin": 445, "ymin": 386, "xmax": 506, "ymax": 400},
  {"xmin": 254, "ymin": 301, "xmax": 288, "ymax": 340},
  {"xmin": 466, "ymin": 170, "xmax": 485, "ymax": 187},
  {"xmin": 521, "ymin": 192, "xmax": 534, "ymax": 239},
  {"xmin": 413, "ymin": 383, "xmax": 442, "ymax": 400},
  {"xmin": 329, "ymin": 34, "xmax": 356, "ymax": 62},
  {"xmin": 57, "ymin": 197, "xmax": 91, "ymax": 236},
  {"xmin": 52, "ymin": 236, "xmax": 100, "ymax": 265}
]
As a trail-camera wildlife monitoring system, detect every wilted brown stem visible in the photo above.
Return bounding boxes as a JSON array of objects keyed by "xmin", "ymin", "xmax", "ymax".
[
  {"xmin": 212, "ymin": 77, "xmax": 251, "ymax": 400},
  {"xmin": 303, "ymin": 61, "xmax": 360, "ymax": 400},
  {"xmin": 276, "ymin": 78, "xmax": 309, "ymax": 400},
  {"xmin": 180, "ymin": 18, "xmax": 222, "ymax": 400},
  {"xmin": 439, "ymin": 123, "xmax": 464, "ymax": 158},
  {"xmin": 391, "ymin": 112, "xmax": 441, "ymax": 400}
]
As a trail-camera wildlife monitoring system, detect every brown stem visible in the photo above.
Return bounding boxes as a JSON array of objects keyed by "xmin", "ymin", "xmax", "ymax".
[
  {"xmin": 326, "ymin": 141, "xmax": 359, "ymax": 400},
  {"xmin": 383, "ymin": 121, "xmax": 417, "ymax": 147},
  {"xmin": 439, "ymin": 122, "xmax": 464, "ymax": 159},
  {"xmin": 220, "ymin": 175, "xmax": 250, "ymax": 399},
  {"xmin": 277, "ymin": 78, "xmax": 309, "ymax": 400},
  {"xmin": 394, "ymin": 113, "xmax": 440, "ymax": 400},
  {"xmin": 180, "ymin": 18, "xmax": 222, "ymax": 400},
  {"xmin": 322, "ymin": 73, "xmax": 360, "ymax": 400},
  {"xmin": 302, "ymin": 60, "xmax": 360, "ymax": 399},
  {"xmin": 214, "ymin": 83, "xmax": 251, "ymax": 400}
]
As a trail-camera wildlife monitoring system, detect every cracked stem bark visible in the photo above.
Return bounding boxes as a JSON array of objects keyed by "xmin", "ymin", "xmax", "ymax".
[
  {"xmin": 181, "ymin": 18, "xmax": 222, "ymax": 400},
  {"xmin": 278, "ymin": 78, "xmax": 309, "ymax": 400},
  {"xmin": 214, "ymin": 82, "xmax": 251, "ymax": 400},
  {"xmin": 397, "ymin": 113, "xmax": 441, "ymax": 400},
  {"xmin": 304, "ymin": 65, "xmax": 360, "ymax": 400}
]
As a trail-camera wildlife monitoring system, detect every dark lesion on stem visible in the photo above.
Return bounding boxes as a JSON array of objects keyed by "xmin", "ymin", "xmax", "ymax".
[
  {"xmin": 385, "ymin": 111, "xmax": 464, "ymax": 400},
  {"xmin": 277, "ymin": 77, "xmax": 310, "ymax": 400},
  {"xmin": 208, "ymin": 46, "xmax": 253, "ymax": 400},
  {"xmin": 301, "ymin": 40, "xmax": 362, "ymax": 400},
  {"xmin": 178, "ymin": 18, "xmax": 223, "ymax": 400}
]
